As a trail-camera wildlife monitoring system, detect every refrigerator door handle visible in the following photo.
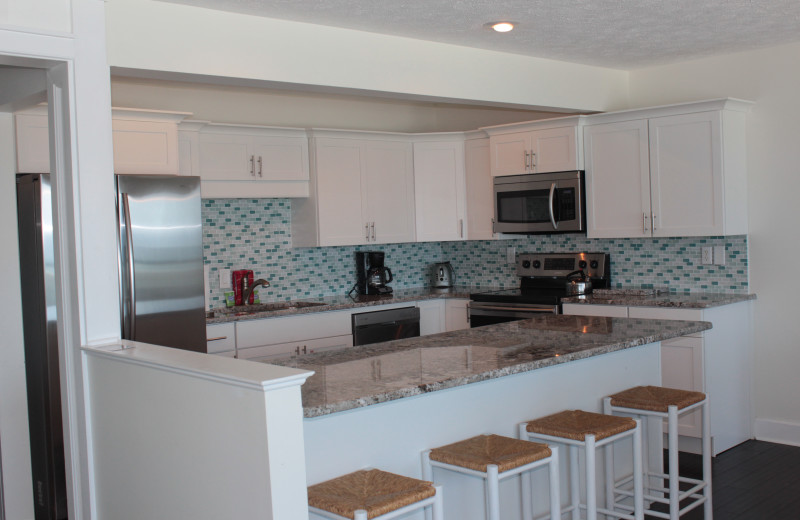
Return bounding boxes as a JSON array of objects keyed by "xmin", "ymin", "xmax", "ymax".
[{"xmin": 121, "ymin": 193, "xmax": 137, "ymax": 339}]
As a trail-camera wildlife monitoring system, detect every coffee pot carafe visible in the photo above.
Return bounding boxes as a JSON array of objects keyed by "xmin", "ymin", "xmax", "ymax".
[
  {"xmin": 432, "ymin": 261, "xmax": 455, "ymax": 288},
  {"xmin": 355, "ymin": 251, "xmax": 394, "ymax": 295}
]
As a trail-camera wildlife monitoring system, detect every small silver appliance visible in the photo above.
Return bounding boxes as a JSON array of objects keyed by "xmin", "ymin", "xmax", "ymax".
[{"xmin": 431, "ymin": 261, "xmax": 455, "ymax": 288}]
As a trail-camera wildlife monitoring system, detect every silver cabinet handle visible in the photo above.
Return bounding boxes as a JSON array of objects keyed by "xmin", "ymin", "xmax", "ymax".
[
  {"xmin": 302, "ymin": 345, "xmax": 307, "ymax": 355},
  {"xmin": 365, "ymin": 222, "xmax": 370, "ymax": 241},
  {"xmin": 295, "ymin": 346, "xmax": 301, "ymax": 355},
  {"xmin": 371, "ymin": 222, "xmax": 376, "ymax": 241},
  {"xmin": 466, "ymin": 303, "xmax": 470, "ymax": 323},
  {"xmin": 491, "ymin": 217, "xmax": 496, "ymax": 234},
  {"xmin": 652, "ymin": 214, "xmax": 657, "ymax": 233},
  {"xmin": 524, "ymin": 150, "xmax": 530, "ymax": 170},
  {"xmin": 643, "ymin": 213, "xmax": 648, "ymax": 234},
  {"xmin": 530, "ymin": 151, "xmax": 536, "ymax": 170},
  {"xmin": 250, "ymin": 155, "xmax": 255, "ymax": 177},
  {"xmin": 207, "ymin": 336, "xmax": 227, "ymax": 342},
  {"xmin": 459, "ymin": 219, "xmax": 464, "ymax": 238},
  {"xmin": 257, "ymin": 156, "xmax": 263, "ymax": 177},
  {"xmin": 548, "ymin": 182, "xmax": 558, "ymax": 229}
]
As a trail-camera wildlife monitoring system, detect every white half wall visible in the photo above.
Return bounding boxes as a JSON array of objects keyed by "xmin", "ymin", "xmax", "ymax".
[
  {"xmin": 105, "ymin": 0, "xmax": 630, "ymax": 113},
  {"xmin": 0, "ymin": 0, "xmax": 72, "ymax": 33},
  {"xmin": 629, "ymin": 41, "xmax": 800, "ymax": 446}
]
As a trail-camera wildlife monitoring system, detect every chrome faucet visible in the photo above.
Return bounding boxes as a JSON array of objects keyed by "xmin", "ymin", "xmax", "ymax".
[{"xmin": 243, "ymin": 278, "xmax": 270, "ymax": 304}]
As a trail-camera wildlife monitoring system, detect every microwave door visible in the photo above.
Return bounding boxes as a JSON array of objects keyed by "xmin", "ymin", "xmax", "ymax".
[{"xmin": 495, "ymin": 186, "xmax": 554, "ymax": 233}]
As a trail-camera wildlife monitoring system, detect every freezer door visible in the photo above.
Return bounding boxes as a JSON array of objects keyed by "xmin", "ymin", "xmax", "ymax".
[{"xmin": 116, "ymin": 175, "xmax": 207, "ymax": 352}]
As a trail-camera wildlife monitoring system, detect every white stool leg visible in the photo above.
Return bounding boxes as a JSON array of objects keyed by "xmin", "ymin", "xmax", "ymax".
[
  {"xmin": 521, "ymin": 459, "xmax": 534, "ymax": 520},
  {"xmin": 354, "ymin": 510, "xmax": 368, "ymax": 520},
  {"xmin": 486, "ymin": 464, "xmax": 500, "ymax": 520},
  {"xmin": 585, "ymin": 434, "xmax": 597, "ymax": 520},
  {"xmin": 432, "ymin": 485, "xmax": 444, "ymax": 520},
  {"xmin": 570, "ymin": 444, "xmax": 580, "ymax": 520},
  {"xmin": 702, "ymin": 400, "xmax": 713, "ymax": 520},
  {"xmin": 421, "ymin": 451, "xmax": 433, "ymax": 520},
  {"xmin": 633, "ymin": 419, "xmax": 644, "ymax": 520},
  {"xmin": 602, "ymin": 398, "xmax": 616, "ymax": 516},
  {"xmin": 667, "ymin": 405, "xmax": 679, "ymax": 520},
  {"xmin": 549, "ymin": 446, "xmax": 561, "ymax": 520}
]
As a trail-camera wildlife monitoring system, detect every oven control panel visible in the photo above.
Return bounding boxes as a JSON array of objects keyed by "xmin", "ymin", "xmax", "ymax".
[{"xmin": 517, "ymin": 252, "xmax": 609, "ymax": 279}]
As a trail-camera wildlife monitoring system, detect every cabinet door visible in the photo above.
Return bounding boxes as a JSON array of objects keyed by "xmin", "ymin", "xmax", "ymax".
[
  {"xmin": 314, "ymin": 138, "xmax": 368, "ymax": 246},
  {"xmin": 489, "ymin": 131, "xmax": 529, "ymax": 176},
  {"xmin": 464, "ymin": 138, "xmax": 495, "ymax": 240},
  {"xmin": 661, "ymin": 335, "xmax": 704, "ymax": 437},
  {"xmin": 445, "ymin": 299, "xmax": 470, "ymax": 331},
  {"xmin": 649, "ymin": 112, "xmax": 723, "ymax": 237},
  {"xmin": 206, "ymin": 323, "xmax": 236, "ymax": 354},
  {"xmin": 197, "ymin": 132, "xmax": 253, "ymax": 181},
  {"xmin": 413, "ymin": 140, "xmax": 466, "ymax": 242},
  {"xmin": 239, "ymin": 334, "xmax": 353, "ymax": 362},
  {"xmin": 251, "ymin": 136, "xmax": 309, "ymax": 182},
  {"xmin": 363, "ymin": 140, "xmax": 416, "ymax": 244},
  {"xmin": 15, "ymin": 113, "xmax": 50, "ymax": 173},
  {"xmin": 584, "ymin": 120, "xmax": 652, "ymax": 238},
  {"xmin": 112, "ymin": 119, "xmax": 181, "ymax": 175},
  {"xmin": 531, "ymin": 126, "xmax": 577, "ymax": 173},
  {"xmin": 417, "ymin": 300, "xmax": 445, "ymax": 336},
  {"xmin": 235, "ymin": 309, "xmax": 352, "ymax": 349}
]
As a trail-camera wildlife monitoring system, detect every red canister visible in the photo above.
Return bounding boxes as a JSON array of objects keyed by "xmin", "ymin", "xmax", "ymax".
[{"xmin": 232, "ymin": 269, "xmax": 254, "ymax": 305}]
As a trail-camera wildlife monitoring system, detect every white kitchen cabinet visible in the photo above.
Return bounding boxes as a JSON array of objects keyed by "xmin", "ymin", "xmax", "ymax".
[
  {"xmin": 484, "ymin": 120, "xmax": 581, "ymax": 177},
  {"xmin": 206, "ymin": 323, "xmax": 236, "ymax": 355},
  {"xmin": 413, "ymin": 138, "xmax": 466, "ymax": 242},
  {"xmin": 292, "ymin": 132, "xmax": 415, "ymax": 247},
  {"xmin": 189, "ymin": 123, "xmax": 309, "ymax": 198},
  {"xmin": 15, "ymin": 107, "xmax": 191, "ymax": 175},
  {"xmin": 238, "ymin": 334, "xmax": 353, "ymax": 362},
  {"xmin": 464, "ymin": 136, "xmax": 494, "ymax": 240},
  {"xmin": 445, "ymin": 298, "xmax": 470, "ymax": 331},
  {"xmin": 417, "ymin": 300, "xmax": 446, "ymax": 336},
  {"xmin": 563, "ymin": 300, "xmax": 753, "ymax": 455},
  {"xmin": 583, "ymin": 99, "xmax": 750, "ymax": 238}
]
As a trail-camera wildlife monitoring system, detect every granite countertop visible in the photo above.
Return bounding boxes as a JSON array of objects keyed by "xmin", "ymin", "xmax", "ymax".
[
  {"xmin": 562, "ymin": 288, "xmax": 757, "ymax": 309},
  {"xmin": 272, "ymin": 314, "xmax": 712, "ymax": 417},
  {"xmin": 206, "ymin": 286, "xmax": 498, "ymax": 324}
]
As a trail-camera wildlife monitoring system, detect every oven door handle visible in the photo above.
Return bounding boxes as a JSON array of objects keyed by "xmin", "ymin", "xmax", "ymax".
[
  {"xmin": 470, "ymin": 305, "xmax": 556, "ymax": 313},
  {"xmin": 548, "ymin": 182, "xmax": 558, "ymax": 230}
]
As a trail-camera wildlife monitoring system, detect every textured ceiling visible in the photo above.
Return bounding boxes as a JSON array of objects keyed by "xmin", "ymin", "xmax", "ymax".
[{"xmin": 159, "ymin": 0, "xmax": 800, "ymax": 69}]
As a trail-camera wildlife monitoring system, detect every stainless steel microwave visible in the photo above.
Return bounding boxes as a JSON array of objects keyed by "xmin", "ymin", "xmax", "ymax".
[{"xmin": 493, "ymin": 170, "xmax": 586, "ymax": 234}]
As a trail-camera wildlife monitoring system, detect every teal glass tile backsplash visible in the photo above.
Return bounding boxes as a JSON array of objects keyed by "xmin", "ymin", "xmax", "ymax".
[{"xmin": 203, "ymin": 199, "xmax": 749, "ymax": 308}]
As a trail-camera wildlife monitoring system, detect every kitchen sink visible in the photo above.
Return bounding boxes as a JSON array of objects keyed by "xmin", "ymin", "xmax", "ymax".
[{"xmin": 208, "ymin": 301, "xmax": 327, "ymax": 318}]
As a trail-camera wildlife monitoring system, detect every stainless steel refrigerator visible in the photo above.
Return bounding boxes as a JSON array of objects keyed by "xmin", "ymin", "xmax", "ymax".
[
  {"xmin": 115, "ymin": 175, "xmax": 207, "ymax": 352},
  {"xmin": 16, "ymin": 174, "xmax": 67, "ymax": 520}
]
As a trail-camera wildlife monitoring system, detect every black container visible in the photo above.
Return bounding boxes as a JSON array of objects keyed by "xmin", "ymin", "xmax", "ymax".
[{"xmin": 355, "ymin": 251, "xmax": 394, "ymax": 295}]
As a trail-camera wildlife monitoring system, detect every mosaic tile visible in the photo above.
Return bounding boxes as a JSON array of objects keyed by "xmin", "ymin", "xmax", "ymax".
[{"xmin": 202, "ymin": 199, "xmax": 749, "ymax": 308}]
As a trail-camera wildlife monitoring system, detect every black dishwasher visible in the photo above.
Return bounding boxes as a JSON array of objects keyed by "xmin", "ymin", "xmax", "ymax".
[{"xmin": 351, "ymin": 306, "xmax": 421, "ymax": 346}]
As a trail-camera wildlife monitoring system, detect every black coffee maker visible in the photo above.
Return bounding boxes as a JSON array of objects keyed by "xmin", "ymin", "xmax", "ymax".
[{"xmin": 355, "ymin": 251, "xmax": 394, "ymax": 295}]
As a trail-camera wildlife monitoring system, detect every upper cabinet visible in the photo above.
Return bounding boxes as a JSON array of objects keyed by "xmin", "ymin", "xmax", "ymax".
[
  {"xmin": 483, "ymin": 118, "xmax": 583, "ymax": 177},
  {"xmin": 413, "ymin": 137, "xmax": 466, "ymax": 242},
  {"xmin": 584, "ymin": 99, "xmax": 751, "ymax": 238},
  {"xmin": 179, "ymin": 123, "xmax": 309, "ymax": 198},
  {"xmin": 15, "ymin": 107, "xmax": 191, "ymax": 175},
  {"xmin": 292, "ymin": 131, "xmax": 415, "ymax": 247}
]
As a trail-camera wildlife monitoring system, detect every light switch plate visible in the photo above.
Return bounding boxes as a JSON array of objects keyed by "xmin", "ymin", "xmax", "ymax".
[
  {"xmin": 219, "ymin": 268, "xmax": 232, "ymax": 289},
  {"xmin": 713, "ymin": 245, "xmax": 726, "ymax": 265},
  {"xmin": 701, "ymin": 247, "xmax": 713, "ymax": 265}
]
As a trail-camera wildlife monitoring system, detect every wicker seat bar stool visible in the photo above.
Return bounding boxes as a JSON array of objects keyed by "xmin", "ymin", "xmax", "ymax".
[
  {"xmin": 604, "ymin": 386, "xmax": 711, "ymax": 520},
  {"xmin": 521, "ymin": 410, "xmax": 644, "ymax": 520},
  {"xmin": 307, "ymin": 468, "xmax": 443, "ymax": 520},
  {"xmin": 422, "ymin": 434, "xmax": 560, "ymax": 520}
]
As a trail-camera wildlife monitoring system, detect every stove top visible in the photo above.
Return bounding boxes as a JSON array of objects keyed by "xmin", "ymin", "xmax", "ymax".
[{"xmin": 469, "ymin": 252, "xmax": 610, "ymax": 307}]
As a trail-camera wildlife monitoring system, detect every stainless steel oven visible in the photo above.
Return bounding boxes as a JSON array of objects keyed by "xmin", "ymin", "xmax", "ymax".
[
  {"xmin": 468, "ymin": 301, "xmax": 558, "ymax": 328},
  {"xmin": 352, "ymin": 306, "xmax": 420, "ymax": 346},
  {"xmin": 493, "ymin": 170, "xmax": 585, "ymax": 234}
]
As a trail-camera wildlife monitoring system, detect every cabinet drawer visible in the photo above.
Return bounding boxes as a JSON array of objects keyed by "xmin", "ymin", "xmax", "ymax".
[
  {"xmin": 235, "ymin": 310, "xmax": 352, "ymax": 349},
  {"xmin": 561, "ymin": 303, "xmax": 629, "ymax": 318},
  {"xmin": 238, "ymin": 334, "xmax": 353, "ymax": 362},
  {"xmin": 206, "ymin": 323, "xmax": 235, "ymax": 354}
]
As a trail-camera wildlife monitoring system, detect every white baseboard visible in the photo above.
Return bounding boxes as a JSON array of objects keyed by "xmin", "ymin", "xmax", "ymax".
[{"xmin": 754, "ymin": 418, "xmax": 800, "ymax": 447}]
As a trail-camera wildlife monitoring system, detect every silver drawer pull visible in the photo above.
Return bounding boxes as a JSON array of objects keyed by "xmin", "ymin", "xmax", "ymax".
[{"xmin": 207, "ymin": 336, "xmax": 227, "ymax": 342}]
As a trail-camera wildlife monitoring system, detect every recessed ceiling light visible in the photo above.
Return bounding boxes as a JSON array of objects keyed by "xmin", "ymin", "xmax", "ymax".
[{"xmin": 488, "ymin": 22, "xmax": 515, "ymax": 33}]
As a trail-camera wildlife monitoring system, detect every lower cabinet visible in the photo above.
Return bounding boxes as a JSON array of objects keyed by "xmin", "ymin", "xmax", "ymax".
[
  {"xmin": 417, "ymin": 300, "xmax": 446, "ymax": 336},
  {"xmin": 206, "ymin": 323, "xmax": 236, "ymax": 356},
  {"xmin": 238, "ymin": 334, "xmax": 353, "ymax": 362},
  {"xmin": 562, "ymin": 301, "xmax": 753, "ymax": 455},
  {"xmin": 445, "ymin": 299, "xmax": 470, "ymax": 331}
]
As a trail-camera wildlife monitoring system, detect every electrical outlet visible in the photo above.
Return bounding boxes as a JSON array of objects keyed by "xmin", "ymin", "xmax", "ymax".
[
  {"xmin": 507, "ymin": 246, "xmax": 516, "ymax": 265},
  {"xmin": 701, "ymin": 246, "xmax": 713, "ymax": 265},
  {"xmin": 713, "ymin": 245, "xmax": 726, "ymax": 265},
  {"xmin": 219, "ymin": 268, "xmax": 232, "ymax": 289}
]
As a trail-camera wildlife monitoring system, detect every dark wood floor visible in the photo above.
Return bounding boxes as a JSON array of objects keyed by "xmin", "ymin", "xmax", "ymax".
[{"xmin": 647, "ymin": 440, "xmax": 800, "ymax": 519}]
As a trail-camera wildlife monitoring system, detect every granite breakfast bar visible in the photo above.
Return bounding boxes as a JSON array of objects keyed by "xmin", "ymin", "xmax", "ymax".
[{"xmin": 275, "ymin": 314, "xmax": 711, "ymax": 520}]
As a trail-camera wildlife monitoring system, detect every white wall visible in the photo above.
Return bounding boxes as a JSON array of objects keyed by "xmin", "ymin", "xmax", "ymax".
[
  {"xmin": 630, "ymin": 41, "xmax": 800, "ymax": 446},
  {"xmin": 111, "ymin": 77, "xmax": 560, "ymax": 133},
  {"xmin": 0, "ymin": 112, "xmax": 34, "ymax": 520},
  {"xmin": 105, "ymin": 0, "xmax": 630, "ymax": 113}
]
